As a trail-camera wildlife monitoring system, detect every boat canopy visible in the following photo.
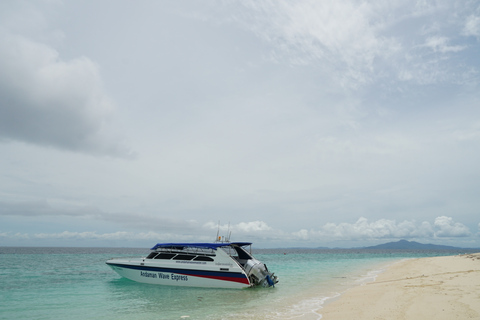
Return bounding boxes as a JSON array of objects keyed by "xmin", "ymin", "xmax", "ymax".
[{"xmin": 150, "ymin": 242, "xmax": 252, "ymax": 251}]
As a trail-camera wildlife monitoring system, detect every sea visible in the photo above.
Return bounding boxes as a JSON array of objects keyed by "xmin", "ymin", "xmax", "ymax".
[{"xmin": 0, "ymin": 246, "xmax": 477, "ymax": 320}]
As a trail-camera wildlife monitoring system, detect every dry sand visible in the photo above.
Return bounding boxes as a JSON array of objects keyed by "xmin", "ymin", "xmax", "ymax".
[{"xmin": 319, "ymin": 253, "xmax": 480, "ymax": 320}]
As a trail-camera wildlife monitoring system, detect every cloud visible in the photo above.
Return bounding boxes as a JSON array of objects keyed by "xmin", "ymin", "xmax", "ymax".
[
  {"xmin": 0, "ymin": 30, "xmax": 132, "ymax": 157},
  {"xmin": 204, "ymin": 221, "xmax": 272, "ymax": 234},
  {"xmin": 0, "ymin": 230, "xmax": 206, "ymax": 242},
  {"xmin": 0, "ymin": 216, "xmax": 475, "ymax": 245},
  {"xmin": 423, "ymin": 36, "xmax": 466, "ymax": 53},
  {"xmin": 223, "ymin": 0, "xmax": 478, "ymax": 88},
  {"xmin": 0, "ymin": 199, "xmax": 196, "ymax": 231},
  {"xmin": 292, "ymin": 229, "xmax": 309, "ymax": 240},
  {"xmin": 0, "ymin": 232, "xmax": 29, "ymax": 239},
  {"xmin": 2, "ymin": 201, "xmax": 474, "ymax": 243},
  {"xmin": 1, "ymin": 220, "xmax": 278, "ymax": 244},
  {"xmin": 463, "ymin": 14, "xmax": 480, "ymax": 38},
  {"xmin": 315, "ymin": 217, "xmax": 434, "ymax": 240},
  {"xmin": 289, "ymin": 216, "xmax": 472, "ymax": 242},
  {"xmin": 235, "ymin": 0, "xmax": 395, "ymax": 87},
  {"xmin": 433, "ymin": 216, "xmax": 471, "ymax": 237},
  {"xmin": 237, "ymin": 221, "xmax": 272, "ymax": 232},
  {"xmin": 1, "ymin": 194, "xmax": 475, "ymax": 243},
  {"xmin": 32, "ymin": 231, "xmax": 177, "ymax": 241}
]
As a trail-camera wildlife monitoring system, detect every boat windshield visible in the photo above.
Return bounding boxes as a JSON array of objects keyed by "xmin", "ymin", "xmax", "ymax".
[{"xmin": 221, "ymin": 245, "xmax": 253, "ymax": 260}]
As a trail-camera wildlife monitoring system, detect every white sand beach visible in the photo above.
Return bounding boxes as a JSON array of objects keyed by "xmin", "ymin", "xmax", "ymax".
[{"xmin": 320, "ymin": 253, "xmax": 480, "ymax": 319}]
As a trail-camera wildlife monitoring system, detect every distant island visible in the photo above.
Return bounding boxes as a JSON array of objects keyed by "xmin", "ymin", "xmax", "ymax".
[{"xmin": 362, "ymin": 239, "xmax": 473, "ymax": 250}]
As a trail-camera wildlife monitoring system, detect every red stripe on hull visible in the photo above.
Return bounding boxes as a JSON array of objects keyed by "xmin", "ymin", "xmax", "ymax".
[{"xmin": 181, "ymin": 273, "xmax": 250, "ymax": 285}]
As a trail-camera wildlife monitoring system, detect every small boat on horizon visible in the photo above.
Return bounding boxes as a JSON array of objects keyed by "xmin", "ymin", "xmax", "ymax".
[{"xmin": 106, "ymin": 241, "xmax": 278, "ymax": 289}]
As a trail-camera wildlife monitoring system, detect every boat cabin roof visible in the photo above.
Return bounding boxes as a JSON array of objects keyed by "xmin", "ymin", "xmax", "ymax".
[{"xmin": 150, "ymin": 242, "xmax": 252, "ymax": 251}]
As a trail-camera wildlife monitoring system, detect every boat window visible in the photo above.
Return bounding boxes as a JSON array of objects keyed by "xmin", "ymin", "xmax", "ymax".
[
  {"xmin": 193, "ymin": 256, "xmax": 214, "ymax": 262},
  {"xmin": 154, "ymin": 253, "xmax": 176, "ymax": 259},
  {"xmin": 192, "ymin": 252, "xmax": 216, "ymax": 257},
  {"xmin": 233, "ymin": 246, "xmax": 253, "ymax": 260},
  {"xmin": 172, "ymin": 254, "xmax": 195, "ymax": 261},
  {"xmin": 146, "ymin": 252, "xmax": 158, "ymax": 259}
]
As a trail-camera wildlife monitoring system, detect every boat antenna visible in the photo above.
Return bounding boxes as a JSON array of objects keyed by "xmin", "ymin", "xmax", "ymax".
[
  {"xmin": 215, "ymin": 221, "xmax": 220, "ymax": 242},
  {"xmin": 227, "ymin": 222, "xmax": 231, "ymax": 242}
]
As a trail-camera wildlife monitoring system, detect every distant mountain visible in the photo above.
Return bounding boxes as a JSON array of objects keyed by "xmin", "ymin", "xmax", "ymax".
[{"xmin": 364, "ymin": 239, "xmax": 463, "ymax": 250}]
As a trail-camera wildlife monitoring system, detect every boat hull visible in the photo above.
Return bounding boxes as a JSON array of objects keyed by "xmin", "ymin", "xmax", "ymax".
[{"xmin": 106, "ymin": 261, "xmax": 251, "ymax": 289}]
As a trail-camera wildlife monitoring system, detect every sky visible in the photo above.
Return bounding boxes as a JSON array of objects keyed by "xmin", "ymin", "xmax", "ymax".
[{"xmin": 1, "ymin": 0, "xmax": 480, "ymax": 248}]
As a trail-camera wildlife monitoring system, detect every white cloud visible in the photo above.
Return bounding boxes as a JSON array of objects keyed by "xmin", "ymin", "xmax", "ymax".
[
  {"xmin": 237, "ymin": 221, "xmax": 272, "ymax": 232},
  {"xmin": 224, "ymin": 0, "xmax": 478, "ymax": 88},
  {"xmin": 313, "ymin": 217, "xmax": 434, "ymax": 240},
  {"xmin": 1, "ymin": 1, "xmax": 480, "ymax": 249},
  {"xmin": 204, "ymin": 221, "xmax": 272, "ymax": 233},
  {"xmin": 0, "ymin": 198, "xmax": 206, "ymax": 234},
  {"xmin": 433, "ymin": 216, "xmax": 471, "ymax": 237},
  {"xmin": 288, "ymin": 217, "xmax": 473, "ymax": 242},
  {"xmin": 235, "ymin": 1, "xmax": 396, "ymax": 87},
  {"xmin": 293, "ymin": 229, "xmax": 309, "ymax": 240},
  {"xmin": 424, "ymin": 36, "xmax": 466, "ymax": 53},
  {"xmin": 29, "ymin": 230, "xmax": 222, "ymax": 243},
  {"xmin": 0, "ymin": 232, "xmax": 30, "ymax": 239},
  {"xmin": 463, "ymin": 14, "xmax": 480, "ymax": 38},
  {"xmin": 0, "ymin": 216, "xmax": 476, "ymax": 246},
  {"xmin": 0, "ymin": 30, "xmax": 131, "ymax": 157},
  {"xmin": 3, "ymin": 226, "xmax": 276, "ymax": 244},
  {"xmin": 32, "ymin": 231, "xmax": 171, "ymax": 241}
]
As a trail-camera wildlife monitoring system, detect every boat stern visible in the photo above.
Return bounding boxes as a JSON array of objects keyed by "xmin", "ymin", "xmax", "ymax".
[{"xmin": 244, "ymin": 259, "xmax": 278, "ymax": 287}]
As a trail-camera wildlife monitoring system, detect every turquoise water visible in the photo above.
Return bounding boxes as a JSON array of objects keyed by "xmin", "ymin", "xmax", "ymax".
[{"xmin": 0, "ymin": 247, "xmax": 476, "ymax": 320}]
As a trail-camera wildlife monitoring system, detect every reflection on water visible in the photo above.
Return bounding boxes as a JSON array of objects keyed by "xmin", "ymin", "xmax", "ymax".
[{"xmin": 106, "ymin": 277, "xmax": 278, "ymax": 319}]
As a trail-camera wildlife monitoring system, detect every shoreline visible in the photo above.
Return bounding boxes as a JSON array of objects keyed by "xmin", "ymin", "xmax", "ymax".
[{"xmin": 318, "ymin": 253, "xmax": 480, "ymax": 319}]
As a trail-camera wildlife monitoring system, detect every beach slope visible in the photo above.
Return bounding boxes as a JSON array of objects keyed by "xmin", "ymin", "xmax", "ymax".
[{"xmin": 320, "ymin": 253, "xmax": 480, "ymax": 320}]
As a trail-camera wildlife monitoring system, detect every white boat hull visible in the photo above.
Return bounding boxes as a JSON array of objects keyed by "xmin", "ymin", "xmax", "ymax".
[{"xmin": 107, "ymin": 261, "xmax": 251, "ymax": 289}]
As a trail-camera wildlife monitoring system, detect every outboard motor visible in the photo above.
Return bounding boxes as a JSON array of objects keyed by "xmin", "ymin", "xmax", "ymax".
[
  {"xmin": 244, "ymin": 259, "xmax": 278, "ymax": 287},
  {"xmin": 230, "ymin": 243, "xmax": 278, "ymax": 287},
  {"xmin": 265, "ymin": 274, "xmax": 275, "ymax": 287}
]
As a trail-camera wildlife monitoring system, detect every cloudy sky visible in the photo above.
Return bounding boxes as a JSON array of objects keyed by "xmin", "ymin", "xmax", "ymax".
[{"xmin": 1, "ymin": 0, "xmax": 480, "ymax": 248}]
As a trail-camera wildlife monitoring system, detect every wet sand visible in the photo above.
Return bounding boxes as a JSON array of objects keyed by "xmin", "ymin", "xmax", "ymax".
[{"xmin": 319, "ymin": 253, "xmax": 480, "ymax": 319}]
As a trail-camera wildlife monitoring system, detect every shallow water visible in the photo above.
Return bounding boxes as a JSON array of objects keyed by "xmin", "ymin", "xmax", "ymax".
[{"xmin": 0, "ymin": 247, "xmax": 476, "ymax": 320}]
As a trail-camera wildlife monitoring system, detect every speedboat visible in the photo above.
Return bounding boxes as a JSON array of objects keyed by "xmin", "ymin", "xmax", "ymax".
[{"xmin": 106, "ymin": 242, "xmax": 278, "ymax": 289}]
